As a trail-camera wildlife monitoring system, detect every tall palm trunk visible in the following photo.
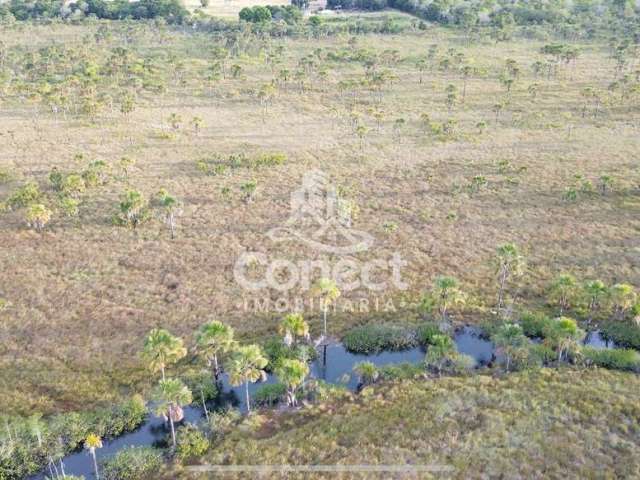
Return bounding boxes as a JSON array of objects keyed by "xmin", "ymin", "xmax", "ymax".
[
  {"xmin": 91, "ymin": 450, "xmax": 99, "ymax": 480},
  {"xmin": 323, "ymin": 305, "xmax": 328, "ymax": 338},
  {"xmin": 168, "ymin": 409, "xmax": 177, "ymax": 448},
  {"xmin": 245, "ymin": 381, "xmax": 251, "ymax": 414}
]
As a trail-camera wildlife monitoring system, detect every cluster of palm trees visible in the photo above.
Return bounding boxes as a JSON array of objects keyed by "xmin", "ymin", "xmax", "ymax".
[{"xmin": 137, "ymin": 313, "xmax": 320, "ymax": 437}]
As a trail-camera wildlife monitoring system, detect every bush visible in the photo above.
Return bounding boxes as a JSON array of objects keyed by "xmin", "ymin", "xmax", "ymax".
[
  {"xmin": 582, "ymin": 347, "xmax": 640, "ymax": 372},
  {"xmin": 416, "ymin": 322, "xmax": 442, "ymax": 346},
  {"xmin": 176, "ymin": 424, "xmax": 210, "ymax": 462},
  {"xmin": 527, "ymin": 343, "xmax": 556, "ymax": 365},
  {"xmin": 182, "ymin": 369, "xmax": 218, "ymax": 403},
  {"xmin": 263, "ymin": 337, "xmax": 316, "ymax": 370},
  {"xmin": 253, "ymin": 383, "xmax": 287, "ymax": 406},
  {"xmin": 379, "ymin": 362, "xmax": 424, "ymax": 380},
  {"xmin": 343, "ymin": 325, "xmax": 415, "ymax": 354},
  {"xmin": 520, "ymin": 311, "xmax": 554, "ymax": 338},
  {"xmin": 601, "ymin": 322, "xmax": 640, "ymax": 350},
  {"xmin": 102, "ymin": 447, "xmax": 163, "ymax": 480}
]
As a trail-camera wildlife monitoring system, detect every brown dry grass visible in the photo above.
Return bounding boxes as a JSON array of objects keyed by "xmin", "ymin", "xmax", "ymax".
[{"xmin": 0, "ymin": 17, "xmax": 639, "ymax": 414}]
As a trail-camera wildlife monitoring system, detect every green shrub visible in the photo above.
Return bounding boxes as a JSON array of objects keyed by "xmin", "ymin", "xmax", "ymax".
[
  {"xmin": 176, "ymin": 424, "xmax": 210, "ymax": 462},
  {"xmin": 182, "ymin": 369, "xmax": 218, "ymax": 402},
  {"xmin": 582, "ymin": 347, "xmax": 640, "ymax": 371},
  {"xmin": 102, "ymin": 447, "xmax": 163, "ymax": 480},
  {"xmin": 263, "ymin": 337, "xmax": 316, "ymax": 370},
  {"xmin": 520, "ymin": 311, "xmax": 554, "ymax": 338},
  {"xmin": 253, "ymin": 383, "xmax": 286, "ymax": 406},
  {"xmin": 527, "ymin": 343, "xmax": 556, "ymax": 365},
  {"xmin": 416, "ymin": 322, "xmax": 442, "ymax": 346},
  {"xmin": 379, "ymin": 362, "xmax": 424, "ymax": 380},
  {"xmin": 343, "ymin": 325, "xmax": 415, "ymax": 354},
  {"xmin": 7, "ymin": 182, "xmax": 40, "ymax": 209},
  {"xmin": 601, "ymin": 322, "xmax": 640, "ymax": 350}
]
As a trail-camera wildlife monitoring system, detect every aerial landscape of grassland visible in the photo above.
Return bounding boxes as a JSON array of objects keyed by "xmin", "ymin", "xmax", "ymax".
[
  {"xmin": 0, "ymin": 0, "xmax": 639, "ymax": 478},
  {"xmin": 2, "ymin": 14, "xmax": 639, "ymax": 416}
]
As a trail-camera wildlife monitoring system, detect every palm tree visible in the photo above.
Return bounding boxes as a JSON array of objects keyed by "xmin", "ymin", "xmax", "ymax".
[
  {"xmin": 432, "ymin": 276, "xmax": 466, "ymax": 323},
  {"xmin": 226, "ymin": 345, "xmax": 268, "ymax": 414},
  {"xmin": 491, "ymin": 323, "xmax": 527, "ymax": 371},
  {"xmin": 157, "ymin": 189, "xmax": 180, "ymax": 239},
  {"xmin": 424, "ymin": 334, "xmax": 457, "ymax": 377},
  {"xmin": 141, "ymin": 328, "xmax": 187, "ymax": 381},
  {"xmin": 278, "ymin": 313, "xmax": 310, "ymax": 346},
  {"xmin": 153, "ymin": 378, "xmax": 192, "ymax": 449},
  {"xmin": 545, "ymin": 317, "xmax": 584, "ymax": 362},
  {"xmin": 494, "ymin": 243, "xmax": 526, "ymax": 312},
  {"xmin": 195, "ymin": 320, "xmax": 235, "ymax": 381},
  {"xmin": 353, "ymin": 361, "xmax": 379, "ymax": 387},
  {"xmin": 84, "ymin": 434, "xmax": 103, "ymax": 480},
  {"xmin": 583, "ymin": 280, "xmax": 608, "ymax": 321},
  {"xmin": 609, "ymin": 283, "xmax": 637, "ymax": 320},
  {"xmin": 548, "ymin": 273, "xmax": 577, "ymax": 314},
  {"xmin": 310, "ymin": 278, "xmax": 341, "ymax": 339},
  {"xmin": 274, "ymin": 358, "xmax": 309, "ymax": 407}
]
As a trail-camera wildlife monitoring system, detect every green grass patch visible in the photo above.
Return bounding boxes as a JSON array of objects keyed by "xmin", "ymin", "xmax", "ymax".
[{"xmin": 342, "ymin": 325, "xmax": 416, "ymax": 354}]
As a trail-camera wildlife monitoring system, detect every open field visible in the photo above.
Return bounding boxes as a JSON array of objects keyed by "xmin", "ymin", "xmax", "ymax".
[
  {"xmin": 172, "ymin": 368, "xmax": 640, "ymax": 479},
  {"xmin": 0, "ymin": 13, "xmax": 639, "ymax": 418}
]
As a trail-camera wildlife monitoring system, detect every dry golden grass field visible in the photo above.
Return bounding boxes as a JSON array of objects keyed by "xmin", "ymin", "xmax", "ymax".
[{"xmin": 0, "ymin": 14, "xmax": 639, "ymax": 416}]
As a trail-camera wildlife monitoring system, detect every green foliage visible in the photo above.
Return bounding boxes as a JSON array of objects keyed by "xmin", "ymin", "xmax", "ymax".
[
  {"xmin": 353, "ymin": 361, "xmax": 380, "ymax": 386},
  {"xmin": 7, "ymin": 182, "xmax": 40, "ymax": 209},
  {"xmin": 342, "ymin": 325, "xmax": 415, "ymax": 354},
  {"xmin": 519, "ymin": 311, "xmax": 554, "ymax": 338},
  {"xmin": 102, "ymin": 447, "xmax": 164, "ymax": 480},
  {"xmin": 415, "ymin": 322, "xmax": 443, "ymax": 346},
  {"xmin": 176, "ymin": 424, "xmax": 210, "ymax": 462},
  {"xmin": 263, "ymin": 337, "xmax": 316, "ymax": 371},
  {"xmin": 601, "ymin": 321, "xmax": 640, "ymax": 350},
  {"xmin": 239, "ymin": 6, "xmax": 272, "ymax": 23},
  {"xmin": 0, "ymin": 397, "xmax": 146, "ymax": 479},
  {"xmin": 582, "ymin": 347, "xmax": 640, "ymax": 372},
  {"xmin": 116, "ymin": 190, "xmax": 149, "ymax": 229},
  {"xmin": 253, "ymin": 383, "xmax": 287, "ymax": 406},
  {"xmin": 6, "ymin": 0, "xmax": 188, "ymax": 22},
  {"xmin": 182, "ymin": 369, "xmax": 218, "ymax": 402},
  {"xmin": 378, "ymin": 362, "xmax": 424, "ymax": 380}
]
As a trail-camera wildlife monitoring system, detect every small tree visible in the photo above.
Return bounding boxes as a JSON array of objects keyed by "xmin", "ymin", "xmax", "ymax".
[
  {"xmin": 424, "ymin": 276, "xmax": 466, "ymax": 324},
  {"xmin": 548, "ymin": 273, "xmax": 578, "ymax": 314},
  {"xmin": 118, "ymin": 190, "xmax": 148, "ymax": 229},
  {"xmin": 353, "ymin": 361, "xmax": 379, "ymax": 386},
  {"xmin": 156, "ymin": 189, "xmax": 181, "ymax": 239},
  {"xmin": 609, "ymin": 283, "xmax": 637, "ymax": 320},
  {"xmin": 279, "ymin": 313, "xmax": 310, "ymax": 346},
  {"xmin": 544, "ymin": 317, "xmax": 584, "ymax": 362},
  {"xmin": 491, "ymin": 323, "xmax": 527, "ymax": 371},
  {"xmin": 141, "ymin": 328, "xmax": 187, "ymax": 381},
  {"xmin": 240, "ymin": 180, "xmax": 257, "ymax": 203},
  {"xmin": 494, "ymin": 243, "xmax": 525, "ymax": 313},
  {"xmin": 424, "ymin": 334, "xmax": 457, "ymax": 377},
  {"xmin": 226, "ymin": 344, "xmax": 268, "ymax": 414},
  {"xmin": 84, "ymin": 434, "xmax": 103, "ymax": 480},
  {"xmin": 583, "ymin": 280, "xmax": 608, "ymax": 321},
  {"xmin": 25, "ymin": 203, "xmax": 51, "ymax": 232},
  {"xmin": 274, "ymin": 358, "xmax": 309, "ymax": 407},
  {"xmin": 191, "ymin": 116, "xmax": 204, "ymax": 135},
  {"xmin": 195, "ymin": 320, "xmax": 236, "ymax": 381},
  {"xmin": 153, "ymin": 378, "xmax": 193, "ymax": 449},
  {"xmin": 310, "ymin": 278, "xmax": 341, "ymax": 339}
]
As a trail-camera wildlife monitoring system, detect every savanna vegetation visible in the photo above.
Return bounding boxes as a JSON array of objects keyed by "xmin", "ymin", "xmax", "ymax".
[{"xmin": 1, "ymin": 0, "xmax": 639, "ymax": 477}]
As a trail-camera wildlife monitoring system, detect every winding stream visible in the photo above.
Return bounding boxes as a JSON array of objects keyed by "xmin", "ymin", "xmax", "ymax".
[{"xmin": 31, "ymin": 327, "xmax": 609, "ymax": 479}]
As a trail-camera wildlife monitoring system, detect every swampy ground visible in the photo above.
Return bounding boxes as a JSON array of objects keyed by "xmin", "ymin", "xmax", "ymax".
[{"xmin": 169, "ymin": 368, "xmax": 640, "ymax": 479}]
